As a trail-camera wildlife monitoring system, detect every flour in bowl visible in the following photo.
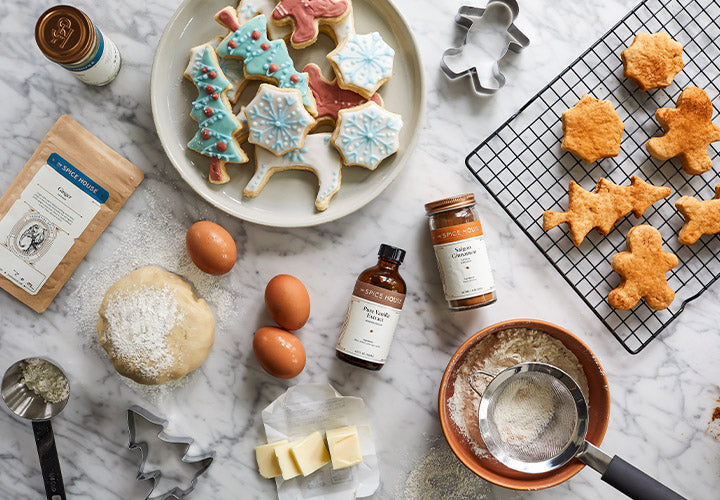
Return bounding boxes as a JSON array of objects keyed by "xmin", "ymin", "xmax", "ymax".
[{"xmin": 446, "ymin": 328, "xmax": 589, "ymax": 457}]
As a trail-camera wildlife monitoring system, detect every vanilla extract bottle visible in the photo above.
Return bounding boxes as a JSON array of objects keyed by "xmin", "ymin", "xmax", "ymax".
[{"xmin": 336, "ymin": 244, "xmax": 407, "ymax": 371}]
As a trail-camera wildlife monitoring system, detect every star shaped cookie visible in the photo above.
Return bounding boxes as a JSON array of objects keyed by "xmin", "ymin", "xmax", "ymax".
[
  {"xmin": 646, "ymin": 86, "xmax": 720, "ymax": 175},
  {"xmin": 561, "ymin": 94, "xmax": 625, "ymax": 163},
  {"xmin": 621, "ymin": 32, "xmax": 684, "ymax": 91},
  {"xmin": 608, "ymin": 225, "xmax": 678, "ymax": 310}
]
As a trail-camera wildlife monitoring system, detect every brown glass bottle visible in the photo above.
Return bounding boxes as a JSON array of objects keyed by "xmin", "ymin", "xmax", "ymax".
[{"xmin": 336, "ymin": 244, "xmax": 407, "ymax": 370}]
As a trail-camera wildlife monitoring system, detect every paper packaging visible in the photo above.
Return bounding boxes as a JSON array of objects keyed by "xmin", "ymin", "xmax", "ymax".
[
  {"xmin": 0, "ymin": 115, "xmax": 143, "ymax": 313},
  {"xmin": 262, "ymin": 384, "xmax": 379, "ymax": 500}
]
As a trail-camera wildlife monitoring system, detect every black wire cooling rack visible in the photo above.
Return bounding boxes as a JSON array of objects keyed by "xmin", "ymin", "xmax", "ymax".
[{"xmin": 466, "ymin": 0, "xmax": 720, "ymax": 354}]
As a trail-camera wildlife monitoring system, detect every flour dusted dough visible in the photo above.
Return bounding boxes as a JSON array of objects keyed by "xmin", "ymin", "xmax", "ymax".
[{"xmin": 97, "ymin": 266, "xmax": 215, "ymax": 385}]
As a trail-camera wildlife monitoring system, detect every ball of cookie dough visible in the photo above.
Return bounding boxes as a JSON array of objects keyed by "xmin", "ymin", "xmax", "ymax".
[{"xmin": 97, "ymin": 266, "xmax": 215, "ymax": 385}]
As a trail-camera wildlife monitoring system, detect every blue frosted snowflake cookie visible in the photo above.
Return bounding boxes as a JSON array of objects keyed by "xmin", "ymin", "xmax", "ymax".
[
  {"xmin": 244, "ymin": 83, "xmax": 315, "ymax": 156},
  {"xmin": 327, "ymin": 32, "xmax": 394, "ymax": 98},
  {"xmin": 331, "ymin": 101, "xmax": 403, "ymax": 170}
]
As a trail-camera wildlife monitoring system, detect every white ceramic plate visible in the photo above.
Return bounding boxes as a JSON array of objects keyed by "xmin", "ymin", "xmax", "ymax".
[{"xmin": 151, "ymin": 0, "xmax": 425, "ymax": 227}]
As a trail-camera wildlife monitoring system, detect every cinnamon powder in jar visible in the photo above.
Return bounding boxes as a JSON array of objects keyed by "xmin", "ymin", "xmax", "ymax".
[{"xmin": 425, "ymin": 194, "xmax": 496, "ymax": 310}]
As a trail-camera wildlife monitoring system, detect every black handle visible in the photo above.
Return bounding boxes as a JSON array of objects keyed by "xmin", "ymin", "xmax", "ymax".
[
  {"xmin": 32, "ymin": 421, "xmax": 66, "ymax": 500},
  {"xmin": 601, "ymin": 456, "xmax": 685, "ymax": 500}
]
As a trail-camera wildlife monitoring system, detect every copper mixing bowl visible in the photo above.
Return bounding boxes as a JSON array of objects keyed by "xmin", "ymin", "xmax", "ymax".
[{"xmin": 438, "ymin": 319, "xmax": 611, "ymax": 490}]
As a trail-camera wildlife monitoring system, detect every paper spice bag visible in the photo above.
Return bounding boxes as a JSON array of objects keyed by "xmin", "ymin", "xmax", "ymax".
[{"xmin": 0, "ymin": 115, "xmax": 143, "ymax": 313}]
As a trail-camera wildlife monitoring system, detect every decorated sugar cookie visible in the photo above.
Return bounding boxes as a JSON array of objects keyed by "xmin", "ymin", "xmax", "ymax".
[
  {"xmin": 215, "ymin": 10, "xmax": 317, "ymax": 115},
  {"xmin": 245, "ymin": 83, "xmax": 315, "ymax": 156},
  {"xmin": 237, "ymin": 0, "xmax": 292, "ymax": 40},
  {"xmin": 304, "ymin": 63, "xmax": 382, "ymax": 127},
  {"xmin": 272, "ymin": 0, "xmax": 350, "ymax": 49},
  {"xmin": 187, "ymin": 47, "xmax": 248, "ymax": 184},
  {"xmin": 246, "ymin": 133, "xmax": 342, "ymax": 211},
  {"xmin": 331, "ymin": 101, "xmax": 402, "ymax": 170},
  {"xmin": 186, "ymin": 37, "xmax": 246, "ymax": 104},
  {"xmin": 327, "ymin": 32, "xmax": 394, "ymax": 98}
]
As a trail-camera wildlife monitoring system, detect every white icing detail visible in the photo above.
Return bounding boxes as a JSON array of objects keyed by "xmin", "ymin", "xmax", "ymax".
[
  {"xmin": 185, "ymin": 38, "xmax": 245, "ymax": 102},
  {"xmin": 236, "ymin": 0, "xmax": 292, "ymax": 40},
  {"xmin": 333, "ymin": 102, "xmax": 403, "ymax": 170},
  {"xmin": 246, "ymin": 133, "xmax": 342, "ymax": 211}
]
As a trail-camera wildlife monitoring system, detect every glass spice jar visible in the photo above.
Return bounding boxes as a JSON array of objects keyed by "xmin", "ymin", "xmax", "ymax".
[
  {"xmin": 35, "ymin": 5, "xmax": 121, "ymax": 86},
  {"xmin": 425, "ymin": 194, "xmax": 497, "ymax": 310}
]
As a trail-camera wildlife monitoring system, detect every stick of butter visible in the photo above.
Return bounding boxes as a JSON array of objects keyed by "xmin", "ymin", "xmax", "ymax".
[
  {"xmin": 326, "ymin": 425, "xmax": 363, "ymax": 470},
  {"xmin": 290, "ymin": 431, "xmax": 331, "ymax": 476},
  {"xmin": 274, "ymin": 440, "xmax": 304, "ymax": 480},
  {"xmin": 255, "ymin": 440, "xmax": 288, "ymax": 479}
]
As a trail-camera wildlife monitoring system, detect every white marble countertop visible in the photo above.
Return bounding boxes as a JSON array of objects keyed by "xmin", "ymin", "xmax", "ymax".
[{"xmin": 1, "ymin": 0, "xmax": 719, "ymax": 498}]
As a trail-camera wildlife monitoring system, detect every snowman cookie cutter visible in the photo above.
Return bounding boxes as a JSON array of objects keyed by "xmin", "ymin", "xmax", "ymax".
[{"xmin": 441, "ymin": 0, "xmax": 529, "ymax": 95}]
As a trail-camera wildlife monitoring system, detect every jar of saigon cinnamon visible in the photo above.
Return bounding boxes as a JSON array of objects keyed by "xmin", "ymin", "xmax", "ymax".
[{"xmin": 425, "ymin": 194, "xmax": 496, "ymax": 310}]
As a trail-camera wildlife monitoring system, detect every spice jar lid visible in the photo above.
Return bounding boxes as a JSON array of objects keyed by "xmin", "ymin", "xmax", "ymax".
[
  {"xmin": 35, "ymin": 5, "xmax": 95, "ymax": 64},
  {"xmin": 378, "ymin": 244, "xmax": 406, "ymax": 264},
  {"xmin": 424, "ymin": 193, "xmax": 476, "ymax": 214}
]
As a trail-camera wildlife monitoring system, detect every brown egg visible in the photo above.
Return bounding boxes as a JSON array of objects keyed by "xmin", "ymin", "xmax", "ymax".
[
  {"xmin": 186, "ymin": 221, "xmax": 237, "ymax": 275},
  {"xmin": 264, "ymin": 274, "xmax": 310, "ymax": 331},
  {"xmin": 253, "ymin": 327, "xmax": 306, "ymax": 379}
]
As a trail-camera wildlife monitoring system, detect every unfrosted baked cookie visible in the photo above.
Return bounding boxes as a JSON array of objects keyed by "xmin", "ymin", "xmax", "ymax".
[
  {"xmin": 621, "ymin": 32, "xmax": 684, "ymax": 91},
  {"xmin": 97, "ymin": 266, "xmax": 215, "ymax": 385},
  {"xmin": 561, "ymin": 94, "xmax": 625, "ymax": 163}
]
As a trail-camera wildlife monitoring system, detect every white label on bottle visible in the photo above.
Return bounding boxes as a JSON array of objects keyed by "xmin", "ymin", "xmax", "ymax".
[
  {"xmin": 65, "ymin": 30, "xmax": 121, "ymax": 86},
  {"xmin": 0, "ymin": 153, "xmax": 105, "ymax": 294},
  {"xmin": 336, "ymin": 282, "xmax": 405, "ymax": 364},
  {"xmin": 433, "ymin": 235, "xmax": 495, "ymax": 301}
]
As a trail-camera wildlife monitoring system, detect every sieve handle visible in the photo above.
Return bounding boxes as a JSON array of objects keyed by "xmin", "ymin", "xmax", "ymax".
[
  {"xmin": 469, "ymin": 370, "xmax": 495, "ymax": 396},
  {"xmin": 601, "ymin": 456, "xmax": 686, "ymax": 500}
]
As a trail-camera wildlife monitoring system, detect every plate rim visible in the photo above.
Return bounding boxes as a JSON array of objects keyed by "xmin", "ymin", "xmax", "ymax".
[{"xmin": 150, "ymin": 0, "xmax": 426, "ymax": 228}]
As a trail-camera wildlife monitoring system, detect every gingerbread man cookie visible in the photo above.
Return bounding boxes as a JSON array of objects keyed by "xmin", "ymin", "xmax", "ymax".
[
  {"xmin": 273, "ymin": 0, "xmax": 350, "ymax": 49},
  {"xmin": 561, "ymin": 94, "xmax": 625, "ymax": 163},
  {"xmin": 304, "ymin": 63, "xmax": 382, "ymax": 127},
  {"xmin": 621, "ymin": 32, "xmax": 684, "ymax": 91},
  {"xmin": 646, "ymin": 86, "xmax": 720, "ymax": 176},
  {"xmin": 675, "ymin": 186, "xmax": 720, "ymax": 245},
  {"xmin": 543, "ymin": 176, "xmax": 671, "ymax": 246},
  {"xmin": 608, "ymin": 225, "xmax": 678, "ymax": 310}
]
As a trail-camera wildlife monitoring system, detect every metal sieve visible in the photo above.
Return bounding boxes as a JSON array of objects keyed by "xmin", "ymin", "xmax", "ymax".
[{"xmin": 470, "ymin": 363, "xmax": 685, "ymax": 500}]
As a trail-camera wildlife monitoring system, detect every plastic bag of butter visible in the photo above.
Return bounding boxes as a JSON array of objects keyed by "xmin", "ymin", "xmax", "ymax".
[
  {"xmin": 0, "ymin": 115, "xmax": 143, "ymax": 312},
  {"xmin": 262, "ymin": 384, "xmax": 379, "ymax": 499}
]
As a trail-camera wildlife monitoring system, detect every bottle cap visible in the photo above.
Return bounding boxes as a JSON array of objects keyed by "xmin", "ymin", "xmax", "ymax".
[
  {"xmin": 424, "ymin": 193, "xmax": 475, "ymax": 214},
  {"xmin": 35, "ymin": 5, "xmax": 95, "ymax": 65},
  {"xmin": 378, "ymin": 244, "xmax": 406, "ymax": 264}
]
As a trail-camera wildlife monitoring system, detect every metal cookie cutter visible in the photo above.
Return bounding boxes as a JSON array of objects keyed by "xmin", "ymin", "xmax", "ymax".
[
  {"xmin": 127, "ymin": 405, "xmax": 214, "ymax": 500},
  {"xmin": 441, "ymin": 0, "xmax": 530, "ymax": 95}
]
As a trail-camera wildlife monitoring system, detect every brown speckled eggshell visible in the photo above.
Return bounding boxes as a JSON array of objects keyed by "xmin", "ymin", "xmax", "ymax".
[
  {"xmin": 253, "ymin": 327, "xmax": 306, "ymax": 379},
  {"xmin": 264, "ymin": 274, "xmax": 311, "ymax": 330}
]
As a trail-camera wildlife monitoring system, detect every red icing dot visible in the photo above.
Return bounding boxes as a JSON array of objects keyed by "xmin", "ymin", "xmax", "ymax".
[
  {"xmin": 201, "ymin": 129, "xmax": 211, "ymax": 140},
  {"xmin": 251, "ymin": 30, "xmax": 261, "ymax": 40},
  {"xmin": 269, "ymin": 63, "xmax": 279, "ymax": 73},
  {"xmin": 261, "ymin": 42, "xmax": 270, "ymax": 50},
  {"xmin": 228, "ymin": 40, "xmax": 237, "ymax": 49},
  {"xmin": 211, "ymin": 93, "xmax": 219, "ymax": 100},
  {"xmin": 201, "ymin": 66, "xmax": 208, "ymax": 73},
  {"xmin": 216, "ymin": 141, "xmax": 228, "ymax": 152},
  {"xmin": 205, "ymin": 84, "xmax": 214, "ymax": 94},
  {"xmin": 204, "ymin": 107, "xmax": 213, "ymax": 117},
  {"xmin": 290, "ymin": 74, "xmax": 299, "ymax": 83},
  {"xmin": 208, "ymin": 71, "xmax": 217, "ymax": 79}
]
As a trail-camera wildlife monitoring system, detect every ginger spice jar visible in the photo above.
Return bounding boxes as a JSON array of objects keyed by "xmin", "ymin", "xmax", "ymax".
[{"xmin": 425, "ymin": 194, "xmax": 496, "ymax": 310}]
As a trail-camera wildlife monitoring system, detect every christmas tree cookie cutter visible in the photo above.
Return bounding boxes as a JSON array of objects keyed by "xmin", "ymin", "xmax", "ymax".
[
  {"xmin": 127, "ymin": 405, "xmax": 215, "ymax": 500},
  {"xmin": 441, "ymin": 0, "xmax": 529, "ymax": 96}
]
